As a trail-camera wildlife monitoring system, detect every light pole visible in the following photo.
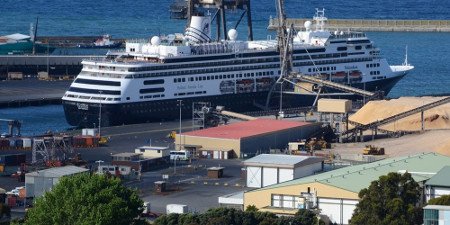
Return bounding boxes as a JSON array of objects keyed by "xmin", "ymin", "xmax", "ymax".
[{"xmin": 98, "ymin": 90, "xmax": 103, "ymax": 137}]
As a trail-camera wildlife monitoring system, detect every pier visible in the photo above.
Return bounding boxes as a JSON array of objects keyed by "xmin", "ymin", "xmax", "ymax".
[
  {"xmin": 268, "ymin": 18, "xmax": 450, "ymax": 32},
  {"xmin": 0, "ymin": 55, "xmax": 104, "ymax": 79},
  {"xmin": 0, "ymin": 80, "xmax": 71, "ymax": 108}
]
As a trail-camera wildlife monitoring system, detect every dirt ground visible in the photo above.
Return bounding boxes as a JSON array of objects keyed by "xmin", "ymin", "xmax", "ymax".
[{"xmin": 332, "ymin": 129, "xmax": 450, "ymax": 158}]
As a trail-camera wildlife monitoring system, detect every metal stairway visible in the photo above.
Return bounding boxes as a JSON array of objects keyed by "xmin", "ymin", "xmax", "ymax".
[
  {"xmin": 292, "ymin": 73, "xmax": 377, "ymax": 98},
  {"xmin": 344, "ymin": 96, "xmax": 450, "ymax": 135}
]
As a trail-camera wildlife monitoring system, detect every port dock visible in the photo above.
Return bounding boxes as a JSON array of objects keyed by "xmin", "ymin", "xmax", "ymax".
[
  {"xmin": 0, "ymin": 80, "xmax": 71, "ymax": 108},
  {"xmin": 268, "ymin": 18, "xmax": 450, "ymax": 32}
]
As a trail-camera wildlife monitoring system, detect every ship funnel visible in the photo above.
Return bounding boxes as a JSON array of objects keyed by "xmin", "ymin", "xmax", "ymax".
[{"xmin": 185, "ymin": 15, "xmax": 212, "ymax": 43}]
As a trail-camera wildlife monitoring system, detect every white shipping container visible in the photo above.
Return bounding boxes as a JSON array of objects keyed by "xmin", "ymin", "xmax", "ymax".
[
  {"xmin": 82, "ymin": 128, "xmax": 98, "ymax": 136},
  {"xmin": 166, "ymin": 204, "xmax": 188, "ymax": 214},
  {"xmin": 22, "ymin": 138, "xmax": 32, "ymax": 148}
]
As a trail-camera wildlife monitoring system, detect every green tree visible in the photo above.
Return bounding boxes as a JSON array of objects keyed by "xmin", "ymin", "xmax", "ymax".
[
  {"xmin": 292, "ymin": 209, "xmax": 319, "ymax": 225},
  {"xmin": 0, "ymin": 203, "xmax": 11, "ymax": 219},
  {"xmin": 350, "ymin": 172, "xmax": 423, "ymax": 225},
  {"xmin": 25, "ymin": 173, "xmax": 143, "ymax": 225},
  {"xmin": 428, "ymin": 195, "xmax": 450, "ymax": 205}
]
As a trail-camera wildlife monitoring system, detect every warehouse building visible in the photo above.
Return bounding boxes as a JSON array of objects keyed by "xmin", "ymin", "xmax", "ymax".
[
  {"xmin": 25, "ymin": 166, "xmax": 89, "ymax": 198},
  {"xmin": 244, "ymin": 154, "xmax": 324, "ymax": 188},
  {"xmin": 425, "ymin": 166, "xmax": 450, "ymax": 202},
  {"xmin": 176, "ymin": 119, "xmax": 321, "ymax": 159},
  {"xmin": 243, "ymin": 152, "xmax": 450, "ymax": 225}
]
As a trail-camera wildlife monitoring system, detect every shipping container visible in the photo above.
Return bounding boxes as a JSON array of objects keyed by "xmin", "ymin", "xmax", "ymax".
[
  {"xmin": 72, "ymin": 135, "xmax": 99, "ymax": 148},
  {"xmin": 7, "ymin": 196, "xmax": 16, "ymax": 207},
  {"xmin": 15, "ymin": 139, "xmax": 24, "ymax": 149},
  {"xmin": 166, "ymin": 204, "xmax": 188, "ymax": 214},
  {"xmin": 22, "ymin": 138, "xmax": 32, "ymax": 149},
  {"xmin": 0, "ymin": 139, "xmax": 9, "ymax": 149},
  {"xmin": 82, "ymin": 128, "xmax": 98, "ymax": 136},
  {"xmin": 9, "ymin": 139, "xmax": 16, "ymax": 148}
]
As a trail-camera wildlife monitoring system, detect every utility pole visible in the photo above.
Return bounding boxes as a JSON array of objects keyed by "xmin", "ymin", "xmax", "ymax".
[{"xmin": 175, "ymin": 99, "xmax": 183, "ymax": 174}]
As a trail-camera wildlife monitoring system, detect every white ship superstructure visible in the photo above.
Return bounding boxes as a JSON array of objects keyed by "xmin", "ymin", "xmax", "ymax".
[{"xmin": 62, "ymin": 10, "xmax": 413, "ymax": 127}]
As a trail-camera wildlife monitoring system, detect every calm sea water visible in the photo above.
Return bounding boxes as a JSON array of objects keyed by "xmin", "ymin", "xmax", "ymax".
[{"xmin": 0, "ymin": 0, "xmax": 449, "ymax": 135}]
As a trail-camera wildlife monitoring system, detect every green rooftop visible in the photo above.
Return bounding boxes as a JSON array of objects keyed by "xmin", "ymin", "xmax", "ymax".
[
  {"xmin": 250, "ymin": 152, "xmax": 450, "ymax": 194},
  {"xmin": 425, "ymin": 166, "xmax": 450, "ymax": 187}
]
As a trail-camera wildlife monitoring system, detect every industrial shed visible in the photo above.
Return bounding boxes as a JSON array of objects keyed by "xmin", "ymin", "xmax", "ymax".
[
  {"xmin": 25, "ymin": 166, "xmax": 89, "ymax": 198},
  {"xmin": 425, "ymin": 166, "xmax": 450, "ymax": 202},
  {"xmin": 244, "ymin": 153, "xmax": 450, "ymax": 225},
  {"xmin": 176, "ymin": 119, "xmax": 321, "ymax": 159},
  {"xmin": 244, "ymin": 154, "xmax": 324, "ymax": 188}
]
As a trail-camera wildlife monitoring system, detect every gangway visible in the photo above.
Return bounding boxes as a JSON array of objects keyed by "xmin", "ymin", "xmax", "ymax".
[
  {"xmin": 344, "ymin": 96, "xmax": 450, "ymax": 137},
  {"xmin": 290, "ymin": 73, "xmax": 379, "ymax": 98}
]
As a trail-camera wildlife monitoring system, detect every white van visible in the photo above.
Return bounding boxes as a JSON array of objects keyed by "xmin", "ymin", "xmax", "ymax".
[{"xmin": 170, "ymin": 150, "xmax": 190, "ymax": 161}]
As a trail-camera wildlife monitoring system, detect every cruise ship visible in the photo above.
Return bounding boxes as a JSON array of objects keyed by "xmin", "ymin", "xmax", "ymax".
[{"xmin": 62, "ymin": 11, "xmax": 414, "ymax": 127}]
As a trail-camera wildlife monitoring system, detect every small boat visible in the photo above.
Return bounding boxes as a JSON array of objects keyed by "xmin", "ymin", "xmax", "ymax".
[{"xmin": 77, "ymin": 34, "xmax": 122, "ymax": 49}]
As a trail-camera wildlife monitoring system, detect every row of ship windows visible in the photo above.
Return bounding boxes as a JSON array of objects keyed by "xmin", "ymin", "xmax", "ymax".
[
  {"xmin": 125, "ymin": 52, "xmax": 355, "ymax": 73},
  {"xmin": 366, "ymin": 63, "xmax": 381, "ymax": 68},
  {"xmin": 373, "ymin": 76, "xmax": 386, "ymax": 80},
  {"xmin": 173, "ymin": 71, "xmax": 276, "ymax": 83},
  {"xmin": 308, "ymin": 66, "xmax": 337, "ymax": 73},
  {"xmin": 128, "ymin": 57, "xmax": 279, "ymax": 72},
  {"xmin": 125, "ymin": 64, "xmax": 278, "ymax": 79},
  {"xmin": 85, "ymin": 55, "xmax": 373, "ymax": 80},
  {"xmin": 174, "ymin": 91, "xmax": 207, "ymax": 96},
  {"xmin": 65, "ymin": 94, "xmax": 121, "ymax": 101},
  {"xmin": 294, "ymin": 57, "xmax": 373, "ymax": 67},
  {"xmin": 139, "ymin": 94, "xmax": 165, "ymax": 99},
  {"xmin": 74, "ymin": 78, "xmax": 121, "ymax": 86},
  {"xmin": 370, "ymin": 71, "xmax": 381, "ymax": 75}
]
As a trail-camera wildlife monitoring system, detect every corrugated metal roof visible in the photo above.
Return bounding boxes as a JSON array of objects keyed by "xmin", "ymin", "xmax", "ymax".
[
  {"xmin": 112, "ymin": 152, "xmax": 142, "ymax": 157},
  {"xmin": 244, "ymin": 154, "xmax": 323, "ymax": 168},
  {"xmin": 425, "ymin": 166, "xmax": 450, "ymax": 187},
  {"xmin": 423, "ymin": 205, "xmax": 450, "ymax": 210},
  {"xmin": 249, "ymin": 152, "xmax": 450, "ymax": 194},
  {"xmin": 181, "ymin": 119, "xmax": 310, "ymax": 140},
  {"xmin": 26, "ymin": 166, "xmax": 89, "ymax": 178}
]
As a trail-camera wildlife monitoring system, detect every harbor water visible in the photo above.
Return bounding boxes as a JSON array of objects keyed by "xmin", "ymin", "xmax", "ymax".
[{"xmin": 0, "ymin": 0, "xmax": 449, "ymax": 135}]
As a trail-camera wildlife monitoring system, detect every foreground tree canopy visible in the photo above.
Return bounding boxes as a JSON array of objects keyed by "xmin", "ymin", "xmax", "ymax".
[
  {"xmin": 350, "ymin": 172, "xmax": 423, "ymax": 225},
  {"xmin": 428, "ymin": 195, "xmax": 450, "ymax": 205},
  {"xmin": 24, "ymin": 173, "xmax": 143, "ymax": 225},
  {"xmin": 153, "ymin": 207, "xmax": 321, "ymax": 225}
]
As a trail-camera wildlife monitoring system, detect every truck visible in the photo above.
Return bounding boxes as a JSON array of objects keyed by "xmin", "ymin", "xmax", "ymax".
[{"xmin": 362, "ymin": 145, "xmax": 385, "ymax": 155}]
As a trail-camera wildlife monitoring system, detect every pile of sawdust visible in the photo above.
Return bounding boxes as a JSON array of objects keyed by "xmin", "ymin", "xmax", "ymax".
[
  {"xmin": 435, "ymin": 140, "xmax": 450, "ymax": 156},
  {"xmin": 350, "ymin": 96, "xmax": 450, "ymax": 132}
]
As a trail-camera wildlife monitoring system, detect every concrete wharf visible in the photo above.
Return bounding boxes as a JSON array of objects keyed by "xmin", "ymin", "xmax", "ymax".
[
  {"xmin": 0, "ymin": 55, "xmax": 105, "ymax": 79},
  {"xmin": 268, "ymin": 18, "xmax": 450, "ymax": 32},
  {"xmin": 0, "ymin": 80, "xmax": 71, "ymax": 108}
]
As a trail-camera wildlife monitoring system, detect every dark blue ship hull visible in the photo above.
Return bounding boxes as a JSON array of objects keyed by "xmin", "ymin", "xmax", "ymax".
[{"xmin": 63, "ymin": 75, "xmax": 404, "ymax": 128}]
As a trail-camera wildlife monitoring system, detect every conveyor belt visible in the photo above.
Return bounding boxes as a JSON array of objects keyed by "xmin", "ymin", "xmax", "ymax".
[
  {"xmin": 344, "ymin": 96, "xmax": 450, "ymax": 135},
  {"xmin": 293, "ymin": 74, "xmax": 376, "ymax": 97}
]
